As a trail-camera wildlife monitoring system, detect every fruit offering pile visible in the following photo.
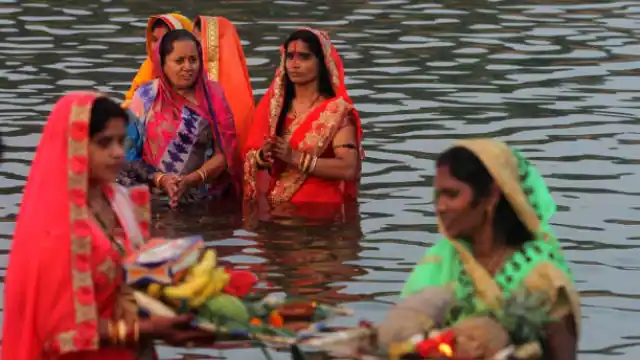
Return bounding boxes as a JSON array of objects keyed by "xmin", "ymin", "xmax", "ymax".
[{"xmin": 124, "ymin": 236, "xmax": 354, "ymax": 344}]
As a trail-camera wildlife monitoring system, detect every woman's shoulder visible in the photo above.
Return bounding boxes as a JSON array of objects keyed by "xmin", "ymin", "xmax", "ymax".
[
  {"xmin": 322, "ymin": 96, "xmax": 354, "ymax": 117},
  {"xmin": 519, "ymin": 236, "xmax": 573, "ymax": 277},
  {"xmin": 133, "ymin": 79, "xmax": 159, "ymax": 99},
  {"xmin": 203, "ymin": 79, "xmax": 226, "ymax": 96}
]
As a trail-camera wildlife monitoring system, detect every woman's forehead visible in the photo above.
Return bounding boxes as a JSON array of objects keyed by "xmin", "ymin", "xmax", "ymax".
[{"xmin": 287, "ymin": 40, "xmax": 311, "ymax": 53}]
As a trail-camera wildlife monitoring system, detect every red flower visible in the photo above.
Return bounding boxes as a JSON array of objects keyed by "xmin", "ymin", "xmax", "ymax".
[
  {"xmin": 223, "ymin": 269, "xmax": 258, "ymax": 297},
  {"xmin": 416, "ymin": 329, "xmax": 455, "ymax": 358}
]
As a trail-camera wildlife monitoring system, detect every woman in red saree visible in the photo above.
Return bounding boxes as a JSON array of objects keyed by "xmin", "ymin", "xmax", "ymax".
[
  {"xmin": 243, "ymin": 28, "xmax": 363, "ymax": 218},
  {"xmin": 2, "ymin": 93, "xmax": 212, "ymax": 360}
]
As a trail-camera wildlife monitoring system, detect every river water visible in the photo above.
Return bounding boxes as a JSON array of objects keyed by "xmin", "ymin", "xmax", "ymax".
[{"xmin": 1, "ymin": 0, "xmax": 640, "ymax": 358}]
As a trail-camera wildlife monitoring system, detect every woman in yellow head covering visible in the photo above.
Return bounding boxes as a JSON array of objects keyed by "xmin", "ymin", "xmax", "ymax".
[
  {"xmin": 192, "ymin": 16, "xmax": 255, "ymax": 154},
  {"xmin": 123, "ymin": 13, "xmax": 193, "ymax": 108}
]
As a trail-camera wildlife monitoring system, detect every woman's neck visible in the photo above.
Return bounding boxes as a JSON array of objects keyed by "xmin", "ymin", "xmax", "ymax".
[
  {"xmin": 470, "ymin": 224, "xmax": 508, "ymax": 258},
  {"xmin": 293, "ymin": 82, "xmax": 320, "ymax": 102},
  {"xmin": 175, "ymin": 87, "xmax": 196, "ymax": 100},
  {"xmin": 87, "ymin": 183, "xmax": 104, "ymax": 206}
]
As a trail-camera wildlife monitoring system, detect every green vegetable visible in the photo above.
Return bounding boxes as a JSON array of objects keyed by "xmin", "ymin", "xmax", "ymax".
[{"xmin": 203, "ymin": 294, "xmax": 250, "ymax": 325}]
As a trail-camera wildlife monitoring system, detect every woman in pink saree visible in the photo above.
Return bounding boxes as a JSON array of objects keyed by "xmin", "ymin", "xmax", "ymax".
[
  {"xmin": 118, "ymin": 29, "xmax": 241, "ymax": 207},
  {"xmin": 2, "ymin": 93, "xmax": 213, "ymax": 360}
]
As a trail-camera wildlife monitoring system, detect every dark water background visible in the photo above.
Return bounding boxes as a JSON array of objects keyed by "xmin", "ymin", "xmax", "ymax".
[{"xmin": 2, "ymin": 0, "xmax": 640, "ymax": 358}]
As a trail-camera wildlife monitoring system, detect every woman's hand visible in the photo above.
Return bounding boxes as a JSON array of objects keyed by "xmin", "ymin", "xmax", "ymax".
[
  {"xmin": 139, "ymin": 314, "xmax": 216, "ymax": 346},
  {"xmin": 259, "ymin": 137, "xmax": 275, "ymax": 162},
  {"xmin": 273, "ymin": 137, "xmax": 301, "ymax": 165},
  {"xmin": 170, "ymin": 172, "xmax": 202, "ymax": 208},
  {"xmin": 157, "ymin": 173, "xmax": 180, "ymax": 198}
]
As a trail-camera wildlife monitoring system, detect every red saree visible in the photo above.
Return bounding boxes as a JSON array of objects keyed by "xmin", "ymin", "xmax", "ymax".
[
  {"xmin": 243, "ymin": 28, "xmax": 363, "ymax": 212},
  {"xmin": 2, "ymin": 92, "xmax": 152, "ymax": 360}
]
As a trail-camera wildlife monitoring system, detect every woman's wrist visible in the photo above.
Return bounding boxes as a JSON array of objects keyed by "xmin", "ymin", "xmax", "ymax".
[
  {"xmin": 153, "ymin": 172, "xmax": 166, "ymax": 188},
  {"xmin": 138, "ymin": 318, "xmax": 157, "ymax": 342},
  {"xmin": 297, "ymin": 152, "xmax": 317, "ymax": 173},
  {"xmin": 104, "ymin": 319, "xmax": 143, "ymax": 346},
  {"xmin": 256, "ymin": 150, "xmax": 270, "ymax": 168}
]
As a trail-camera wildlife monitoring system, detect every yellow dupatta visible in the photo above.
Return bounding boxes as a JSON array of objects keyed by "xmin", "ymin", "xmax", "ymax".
[{"xmin": 123, "ymin": 13, "xmax": 193, "ymax": 108}]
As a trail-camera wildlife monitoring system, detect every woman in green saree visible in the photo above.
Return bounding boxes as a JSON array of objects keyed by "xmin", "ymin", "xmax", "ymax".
[{"xmin": 402, "ymin": 139, "xmax": 580, "ymax": 360}]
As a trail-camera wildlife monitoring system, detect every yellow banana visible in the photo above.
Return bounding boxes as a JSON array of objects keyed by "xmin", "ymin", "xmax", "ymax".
[
  {"xmin": 187, "ymin": 249, "xmax": 217, "ymax": 280},
  {"xmin": 146, "ymin": 283, "xmax": 163, "ymax": 298},
  {"xmin": 163, "ymin": 274, "xmax": 210, "ymax": 300},
  {"xmin": 188, "ymin": 267, "xmax": 231, "ymax": 308}
]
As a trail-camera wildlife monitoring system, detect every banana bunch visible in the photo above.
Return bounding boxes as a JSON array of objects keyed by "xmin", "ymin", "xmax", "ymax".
[{"xmin": 146, "ymin": 249, "xmax": 231, "ymax": 308}]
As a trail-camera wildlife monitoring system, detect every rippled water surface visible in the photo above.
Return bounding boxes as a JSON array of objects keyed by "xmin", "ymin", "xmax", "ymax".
[{"xmin": 2, "ymin": 0, "xmax": 640, "ymax": 358}]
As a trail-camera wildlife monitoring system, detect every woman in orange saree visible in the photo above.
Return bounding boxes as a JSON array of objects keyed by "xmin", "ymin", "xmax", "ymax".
[
  {"xmin": 243, "ymin": 28, "xmax": 364, "ymax": 218},
  {"xmin": 123, "ymin": 13, "xmax": 193, "ymax": 108},
  {"xmin": 192, "ymin": 16, "xmax": 254, "ymax": 154},
  {"xmin": 2, "ymin": 93, "xmax": 212, "ymax": 360}
]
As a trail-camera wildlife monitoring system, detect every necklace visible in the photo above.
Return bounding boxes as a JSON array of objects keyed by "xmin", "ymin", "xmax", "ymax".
[
  {"xmin": 290, "ymin": 95, "xmax": 321, "ymax": 119},
  {"xmin": 89, "ymin": 193, "xmax": 125, "ymax": 255}
]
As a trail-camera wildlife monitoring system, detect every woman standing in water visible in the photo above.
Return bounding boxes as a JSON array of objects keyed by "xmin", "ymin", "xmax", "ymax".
[
  {"xmin": 192, "ymin": 15, "xmax": 254, "ymax": 154},
  {"xmin": 403, "ymin": 139, "xmax": 579, "ymax": 360},
  {"xmin": 124, "ymin": 13, "xmax": 193, "ymax": 108},
  {"xmin": 119, "ymin": 29, "xmax": 241, "ymax": 207},
  {"xmin": 243, "ymin": 28, "xmax": 363, "ymax": 216},
  {"xmin": 2, "ymin": 93, "xmax": 213, "ymax": 360}
]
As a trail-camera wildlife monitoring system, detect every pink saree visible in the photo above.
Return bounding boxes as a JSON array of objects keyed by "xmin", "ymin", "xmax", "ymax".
[{"xmin": 122, "ymin": 33, "xmax": 241, "ymax": 198}]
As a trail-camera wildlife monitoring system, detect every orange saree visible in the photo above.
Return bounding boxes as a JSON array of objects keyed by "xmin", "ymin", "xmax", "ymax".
[
  {"xmin": 123, "ymin": 13, "xmax": 193, "ymax": 107},
  {"xmin": 2, "ymin": 92, "xmax": 152, "ymax": 360},
  {"xmin": 243, "ymin": 28, "xmax": 363, "ymax": 211},
  {"xmin": 196, "ymin": 16, "xmax": 254, "ymax": 154}
]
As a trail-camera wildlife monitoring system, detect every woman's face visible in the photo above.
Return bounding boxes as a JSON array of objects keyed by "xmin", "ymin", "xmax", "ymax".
[
  {"xmin": 285, "ymin": 39, "xmax": 319, "ymax": 85},
  {"xmin": 162, "ymin": 39, "xmax": 200, "ymax": 90},
  {"xmin": 434, "ymin": 165, "xmax": 496, "ymax": 239},
  {"xmin": 88, "ymin": 117, "xmax": 126, "ymax": 185},
  {"xmin": 151, "ymin": 23, "xmax": 169, "ymax": 50}
]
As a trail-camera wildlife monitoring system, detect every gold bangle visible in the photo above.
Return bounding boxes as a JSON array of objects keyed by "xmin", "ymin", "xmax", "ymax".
[
  {"xmin": 154, "ymin": 173, "xmax": 166, "ymax": 188},
  {"xmin": 117, "ymin": 320, "xmax": 127, "ymax": 344},
  {"xmin": 302, "ymin": 153, "xmax": 313, "ymax": 173},
  {"xmin": 308, "ymin": 156, "xmax": 318, "ymax": 174},
  {"xmin": 298, "ymin": 152, "xmax": 309, "ymax": 171},
  {"xmin": 256, "ymin": 150, "xmax": 270, "ymax": 168},
  {"xmin": 196, "ymin": 169, "xmax": 207, "ymax": 183},
  {"xmin": 129, "ymin": 319, "xmax": 139, "ymax": 344},
  {"xmin": 108, "ymin": 321, "xmax": 118, "ymax": 345}
]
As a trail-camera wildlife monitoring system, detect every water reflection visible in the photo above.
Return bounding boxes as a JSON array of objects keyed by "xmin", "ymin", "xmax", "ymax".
[{"xmin": 2, "ymin": 0, "xmax": 640, "ymax": 358}]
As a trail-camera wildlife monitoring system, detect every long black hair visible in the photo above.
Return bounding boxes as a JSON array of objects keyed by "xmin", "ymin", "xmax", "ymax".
[
  {"xmin": 436, "ymin": 146, "xmax": 534, "ymax": 246},
  {"xmin": 276, "ymin": 30, "xmax": 336, "ymax": 136}
]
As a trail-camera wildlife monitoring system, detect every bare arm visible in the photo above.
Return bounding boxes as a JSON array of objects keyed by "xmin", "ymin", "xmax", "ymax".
[
  {"xmin": 543, "ymin": 315, "xmax": 577, "ymax": 360},
  {"xmin": 303, "ymin": 124, "xmax": 360, "ymax": 181},
  {"xmin": 180, "ymin": 144, "xmax": 227, "ymax": 186}
]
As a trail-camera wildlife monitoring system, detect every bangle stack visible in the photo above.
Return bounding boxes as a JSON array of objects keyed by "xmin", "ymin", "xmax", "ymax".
[
  {"xmin": 154, "ymin": 173, "xmax": 166, "ymax": 188},
  {"xmin": 108, "ymin": 319, "xmax": 139, "ymax": 346},
  {"xmin": 298, "ymin": 153, "xmax": 318, "ymax": 174},
  {"xmin": 256, "ymin": 149, "xmax": 270, "ymax": 168}
]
